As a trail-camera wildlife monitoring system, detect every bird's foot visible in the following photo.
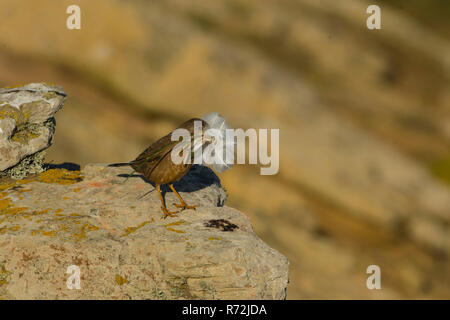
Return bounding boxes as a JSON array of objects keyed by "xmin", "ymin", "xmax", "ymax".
[
  {"xmin": 174, "ymin": 202, "xmax": 197, "ymax": 211},
  {"xmin": 161, "ymin": 206, "xmax": 178, "ymax": 219}
]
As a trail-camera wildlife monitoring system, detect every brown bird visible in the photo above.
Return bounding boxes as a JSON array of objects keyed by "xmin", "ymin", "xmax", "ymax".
[{"xmin": 108, "ymin": 117, "xmax": 212, "ymax": 218}]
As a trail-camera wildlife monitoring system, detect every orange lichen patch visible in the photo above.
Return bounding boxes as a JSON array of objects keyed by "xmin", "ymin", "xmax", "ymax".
[
  {"xmin": 55, "ymin": 209, "xmax": 63, "ymax": 214},
  {"xmin": 122, "ymin": 220, "xmax": 151, "ymax": 237},
  {"xmin": 115, "ymin": 275, "xmax": 129, "ymax": 286},
  {"xmin": 208, "ymin": 237, "xmax": 222, "ymax": 241},
  {"xmin": 72, "ymin": 187, "xmax": 82, "ymax": 192},
  {"xmin": 233, "ymin": 267, "xmax": 244, "ymax": 276},
  {"xmin": 69, "ymin": 213, "xmax": 80, "ymax": 216},
  {"xmin": 86, "ymin": 182, "xmax": 104, "ymax": 188},
  {"xmin": 166, "ymin": 227, "xmax": 185, "ymax": 234},
  {"xmin": 63, "ymin": 197, "xmax": 70, "ymax": 200},
  {"xmin": 37, "ymin": 169, "xmax": 83, "ymax": 185}
]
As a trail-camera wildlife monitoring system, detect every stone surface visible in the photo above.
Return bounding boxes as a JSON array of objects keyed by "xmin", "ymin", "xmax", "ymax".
[
  {"xmin": 0, "ymin": 83, "xmax": 66, "ymax": 175},
  {"xmin": 0, "ymin": 163, "xmax": 289, "ymax": 299}
]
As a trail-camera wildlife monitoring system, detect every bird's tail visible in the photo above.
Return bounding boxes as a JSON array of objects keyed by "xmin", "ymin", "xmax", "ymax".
[{"xmin": 108, "ymin": 162, "xmax": 133, "ymax": 167}]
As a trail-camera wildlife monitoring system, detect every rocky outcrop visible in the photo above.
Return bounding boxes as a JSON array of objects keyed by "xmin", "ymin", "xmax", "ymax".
[
  {"xmin": 0, "ymin": 83, "xmax": 65, "ymax": 178},
  {"xmin": 0, "ymin": 163, "xmax": 289, "ymax": 299},
  {"xmin": 0, "ymin": 82, "xmax": 288, "ymax": 299},
  {"xmin": 1, "ymin": 0, "xmax": 448, "ymax": 299}
]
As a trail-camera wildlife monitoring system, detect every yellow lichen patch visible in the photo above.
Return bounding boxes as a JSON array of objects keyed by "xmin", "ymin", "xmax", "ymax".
[
  {"xmin": 11, "ymin": 129, "xmax": 39, "ymax": 145},
  {"xmin": 0, "ymin": 196, "xmax": 28, "ymax": 218},
  {"xmin": 122, "ymin": 220, "xmax": 151, "ymax": 237},
  {"xmin": 208, "ymin": 237, "xmax": 222, "ymax": 241},
  {"xmin": 0, "ymin": 182, "xmax": 17, "ymax": 193},
  {"xmin": 0, "ymin": 104, "xmax": 25, "ymax": 125},
  {"xmin": 165, "ymin": 220, "xmax": 187, "ymax": 233},
  {"xmin": 115, "ymin": 275, "xmax": 129, "ymax": 286},
  {"xmin": 37, "ymin": 169, "xmax": 84, "ymax": 185},
  {"xmin": 166, "ymin": 227, "xmax": 185, "ymax": 234},
  {"xmin": 0, "ymin": 198, "xmax": 10, "ymax": 211},
  {"xmin": 0, "ymin": 263, "xmax": 10, "ymax": 287},
  {"xmin": 30, "ymin": 209, "xmax": 49, "ymax": 216},
  {"xmin": 41, "ymin": 230, "xmax": 56, "ymax": 237},
  {"xmin": 72, "ymin": 222, "xmax": 99, "ymax": 241},
  {"xmin": 72, "ymin": 187, "xmax": 82, "ymax": 192},
  {"xmin": 165, "ymin": 220, "xmax": 187, "ymax": 227},
  {"xmin": 8, "ymin": 225, "xmax": 20, "ymax": 232},
  {"xmin": 30, "ymin": 229, "xmax": 56, "ymax": 237},
  {"xmin": 2, "ymin": 83, "xmax": 27, "ymax": 89},
  {"xmin": 19, "ymin": 100, "xmax": 49, "ymax": 120},
  {"xmin": 55, "ymin": 209, "xmax": 63, "ymax": 214},
  {"xmin": 0, "ymin": 178, "xmax": 33, "ymax": 192},
  {"xmin": 42, "ymin": 92, "xmax": 58, "ymax": 100}
]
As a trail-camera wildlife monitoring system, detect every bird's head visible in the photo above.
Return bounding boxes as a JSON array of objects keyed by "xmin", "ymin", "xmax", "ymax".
[{"xmin": 173, "ymin": 113, "xmax": 235, "ymax": 172}]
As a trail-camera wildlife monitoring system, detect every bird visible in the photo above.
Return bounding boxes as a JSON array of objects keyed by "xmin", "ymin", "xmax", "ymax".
[{"xmin": 108, "ymin": 113, "xmax": 234, "ymax": 218}]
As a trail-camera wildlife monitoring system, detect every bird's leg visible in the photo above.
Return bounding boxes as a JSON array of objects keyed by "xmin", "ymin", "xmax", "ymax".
[
  {"xmin": 156, "ymin": 184, "xmax": 178, "ymax": 218},
  {"xmin": 169, "ymin": 184, "xmax": 197, "ymax": 211}
]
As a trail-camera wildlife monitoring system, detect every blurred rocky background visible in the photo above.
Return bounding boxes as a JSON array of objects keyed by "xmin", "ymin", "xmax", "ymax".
[{"xmin": 0, "ymin": 0, "xmax": 449, "ymax": 298}]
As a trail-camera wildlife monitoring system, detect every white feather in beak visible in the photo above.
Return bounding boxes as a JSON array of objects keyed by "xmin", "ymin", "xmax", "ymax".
[{"xmin": 202, "ymin": 112, "xmax": 235, "ymax": 172}]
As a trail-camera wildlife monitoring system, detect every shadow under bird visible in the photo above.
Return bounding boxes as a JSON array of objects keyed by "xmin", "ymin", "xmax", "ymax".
[{"xmin": 108, "ymin": 113, "xmax": 234, "ymax": 218}]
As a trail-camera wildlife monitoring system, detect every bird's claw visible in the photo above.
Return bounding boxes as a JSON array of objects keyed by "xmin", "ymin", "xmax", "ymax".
[
  {"xmin": 161, "ymin": 206, "xmax": 178, "ymax": 219},
  {"xmin": 174, "ymin": 203, "xmax": 197, "ymax": 211}
]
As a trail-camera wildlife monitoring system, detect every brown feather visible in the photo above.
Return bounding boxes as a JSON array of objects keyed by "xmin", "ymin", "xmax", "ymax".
[{"xmin": 127, "ymin": 118, "xmax": 208, "ymax": 184}]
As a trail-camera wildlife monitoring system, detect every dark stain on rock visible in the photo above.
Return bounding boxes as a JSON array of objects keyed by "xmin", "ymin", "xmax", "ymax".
[{"xmin": 204, "ymin": 219, "xmax": 238, "ymax": 232}]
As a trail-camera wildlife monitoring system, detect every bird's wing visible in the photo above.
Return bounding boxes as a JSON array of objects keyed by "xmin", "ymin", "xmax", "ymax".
[
  {"xmin": 132, "ymin": 118, "xmax": 203, "ymax": 174},
  {"xmin": 131, "ymin": 131, "xmax": 185, "ymax": 174}
]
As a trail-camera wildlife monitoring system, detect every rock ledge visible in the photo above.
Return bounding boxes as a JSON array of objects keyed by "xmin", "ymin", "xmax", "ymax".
[{"xmin": 0, "ymin": 163, "xmax": 289, "ymax": 299}]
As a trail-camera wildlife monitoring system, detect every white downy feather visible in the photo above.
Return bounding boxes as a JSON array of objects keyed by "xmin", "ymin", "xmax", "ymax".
[{"xmin": 202, "ymin": 112, "xmax": 235, "ymax": 172}]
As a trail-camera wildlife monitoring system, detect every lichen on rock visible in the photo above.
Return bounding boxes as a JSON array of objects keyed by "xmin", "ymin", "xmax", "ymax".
[
  {"xmin": 0, "ymin": 163, "xmax": 289, "ymax": 299},
  {"xmin": 0, "ymin": 83, "xmax": 66, "ymax": 178},
  {"xmin": 0, "ymin": 82, "xmax": 288, "ymax": 299}
]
